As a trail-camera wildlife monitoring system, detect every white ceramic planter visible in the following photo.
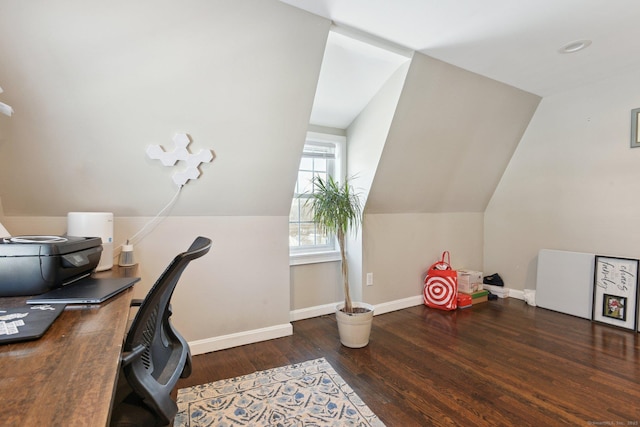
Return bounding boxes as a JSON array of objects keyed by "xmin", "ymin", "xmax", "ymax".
[{"xmin": 335, "ymin": 302, "xmax": 374, "ymax": 348}]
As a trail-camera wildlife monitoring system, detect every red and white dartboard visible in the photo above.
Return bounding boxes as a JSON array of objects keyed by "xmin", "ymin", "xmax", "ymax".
[{"xmin": 423, "ymin": 275, "xmax": 457, "ymax": 310}]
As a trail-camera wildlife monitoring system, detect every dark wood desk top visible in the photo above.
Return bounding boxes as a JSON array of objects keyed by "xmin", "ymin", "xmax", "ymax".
[{"xmin": 0, "ymin": 266, "xmax": 138, "ymax": 427}]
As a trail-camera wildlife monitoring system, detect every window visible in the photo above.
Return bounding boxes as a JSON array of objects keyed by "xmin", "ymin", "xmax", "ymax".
[{"xmin": 289, "ymin": 132, "xmax": 345, "ymax": 264}]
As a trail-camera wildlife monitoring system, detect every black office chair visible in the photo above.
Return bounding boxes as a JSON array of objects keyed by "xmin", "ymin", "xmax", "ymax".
[{"xmin": 110, "ymin": 236, "xmax": 212, "ymax": 427}]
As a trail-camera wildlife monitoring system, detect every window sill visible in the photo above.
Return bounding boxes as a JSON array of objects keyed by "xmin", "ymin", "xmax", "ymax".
[{"xmin": 290, "ymin": 250, "xmax": 341, "ymax": 266}]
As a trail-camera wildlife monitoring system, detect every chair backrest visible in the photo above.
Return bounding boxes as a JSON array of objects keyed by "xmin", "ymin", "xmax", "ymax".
[{"xmin": 121, "ymin": 236, "xmax": 211, "ymax": 425}]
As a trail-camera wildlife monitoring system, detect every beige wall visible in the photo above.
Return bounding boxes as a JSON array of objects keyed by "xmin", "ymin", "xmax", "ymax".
[
  {"xmin": 343, "ymin": 53, "xmax": 537, "ymax": 312},
  {"xmin": 288, "ymin": 49, "xmax": 540, "ymax": 317},
  {"xmin": 0, "ymin": 1, "xmax": 329, "ymax": 354},
  {"xmin": 290, "ymin": 261, "xmax": 342, "ymax": 311},
  {"xmin": 484, "ymin": 64, "xmax": 640, "ymax": 291},
  {"xmin": 346, "ymin": 58, "xmax": 412, "ymax": 306},
  {"xmin": 362, "ymin": 213, "xmax": 484, "ymax": 304},
  {"xmin": 366, "ymin": 53, "xmax": 540, "ymax": 214},
  {"xmin": 7, "ymin": 0, "xmax": 635, "ymax": 352},
  {"xmin": 1, "ymin": 215, "xmax": 291, "ymax": 347}
]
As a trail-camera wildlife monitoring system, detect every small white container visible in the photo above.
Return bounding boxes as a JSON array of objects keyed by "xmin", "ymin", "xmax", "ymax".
[{"xmin": 67, "ymin": 212, "xmax": 113, "ymax": 271}]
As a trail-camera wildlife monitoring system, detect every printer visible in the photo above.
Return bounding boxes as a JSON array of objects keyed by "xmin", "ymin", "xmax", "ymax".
[{"xmin": 0, "ymin": 235, "xmax": 103, "ymax": 297}]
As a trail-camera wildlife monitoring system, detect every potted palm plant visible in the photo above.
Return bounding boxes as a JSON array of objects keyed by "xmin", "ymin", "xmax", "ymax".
[{"xmin": 307, "ymin": 175, "xmax": 374, "ymax": 348}]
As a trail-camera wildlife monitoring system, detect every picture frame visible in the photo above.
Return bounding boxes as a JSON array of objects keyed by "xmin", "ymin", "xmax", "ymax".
[
  {"xmin": 631, "ymin": 108, "xmax": 640, "ymax": 148},
  {"xmin": 602, "ymin": 294, "xmax": 626, "ymax": 321},
  {"xmin": 592, "ymin": 255, "xmax": 639, "ymax": 330}
]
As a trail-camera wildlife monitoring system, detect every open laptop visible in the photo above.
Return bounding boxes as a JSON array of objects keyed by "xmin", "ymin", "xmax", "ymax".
[
  {"xmin": 0, "ymin": 304, "xmax": 66, "ymax": 344},
  {"xmin": 26, "ymin": 276, "xmax": 140, "ymax": 305}
]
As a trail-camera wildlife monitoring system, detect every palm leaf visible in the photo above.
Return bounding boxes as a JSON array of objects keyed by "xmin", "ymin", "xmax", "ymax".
[{"xmin": 304, "ymin": 175, "xmax": 362, "ymax": 312}]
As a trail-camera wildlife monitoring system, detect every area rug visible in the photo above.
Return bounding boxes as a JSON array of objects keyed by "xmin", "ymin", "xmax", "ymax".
[{"xmin": 174, "ymin": 357, "xmax": 386, "ymax": 427}]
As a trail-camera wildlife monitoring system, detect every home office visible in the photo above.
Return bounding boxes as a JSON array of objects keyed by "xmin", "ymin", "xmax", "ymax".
[
  {"xmin": 1, "ymin": 0, "xmax": 640, "ymax": 425},
  {"xmin": 0, "ymin": 215, "xmax": 211, "ymax": 425}
]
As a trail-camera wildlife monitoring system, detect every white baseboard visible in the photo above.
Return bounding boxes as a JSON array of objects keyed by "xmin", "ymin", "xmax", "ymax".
[
  {"xmin": 191, "ymin": 292, "xmax": 525, "ymax": 355},
  {"xmin": 291, "ymin": 295, "xmax": 424, "ymax": 322},
  {"xmin": 509, "ymin": 289, "xmax": 524, "ymax": 300},
  {"xmin": 373, "ymin": 295, "xmax": 424, "ymax": 315},
  {"xmin": 290, "ymin": 303, "xmax": 337, "ymax": 321},
  {"xmin": 189, "ymin": 323, "xmax": 293, "ymax": 356}
]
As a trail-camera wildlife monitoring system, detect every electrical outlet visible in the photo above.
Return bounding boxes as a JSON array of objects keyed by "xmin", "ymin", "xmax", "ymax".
[{"xmin": 366, "ymin": 272, "xmax": 374, "ymax": 286}]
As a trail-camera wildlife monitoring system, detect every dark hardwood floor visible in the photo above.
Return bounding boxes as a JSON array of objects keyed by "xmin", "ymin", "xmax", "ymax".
[{"xmin": 177, "ymin": 299, "xmax": 640, "ymax": 426}]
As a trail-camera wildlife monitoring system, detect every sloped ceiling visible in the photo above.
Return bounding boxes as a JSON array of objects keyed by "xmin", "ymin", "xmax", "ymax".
[
  {"xmin": 310, "ymin": 27, "xmax": 411, "ymax": 129},
  {"xmin": 0, "ymin": 1, "xmax": 329, "ymax": 217},
  {"xmin": 277, "ymin": 2, "xmax": 543, "ymax": 215},
  {"xmin": 365, "ymin": 53, "xmax": 541, "ymax": 214},
  {"xmin": 0, "ymin": 0, "xmax": 544, "ymax": 219},
  {"xmin": 281, "ymin": 0, "xmax": 640, "ymax": 98}
]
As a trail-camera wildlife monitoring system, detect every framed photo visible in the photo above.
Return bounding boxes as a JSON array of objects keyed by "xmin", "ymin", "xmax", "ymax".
[
  {"xmin": 602, "ymin": 294, "xmax": 626, "ymax": 321},
  {"xmin": 592, "ymin": 256, "xmax": 638, "ymax": 330},
  {"xmin": 631, "ymin": 108, "xmax": 640, "ymax": 148}
]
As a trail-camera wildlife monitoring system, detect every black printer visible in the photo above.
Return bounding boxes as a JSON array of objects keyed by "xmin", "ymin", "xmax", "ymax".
[{"xmin": 0, "ymin": 235, "xmax": 103, "ymax": 297}]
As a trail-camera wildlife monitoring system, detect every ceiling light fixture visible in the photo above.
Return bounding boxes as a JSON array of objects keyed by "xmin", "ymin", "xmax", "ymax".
[{"xmin": 558, "ymin": 39, "xmax": 592, "ymax": 54}]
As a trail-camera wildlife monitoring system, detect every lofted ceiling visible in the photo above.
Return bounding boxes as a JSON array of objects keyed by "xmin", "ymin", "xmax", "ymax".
[
  {"xmin": 310, "ymin": 28, "xmax": 411, "ymax": 129},
  {"xmin": 282, "ymin": 0, "xmax": 640, "ymax": 128}
]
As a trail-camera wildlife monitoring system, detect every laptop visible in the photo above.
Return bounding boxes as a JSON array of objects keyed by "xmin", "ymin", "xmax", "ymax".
[
  {"xmin": 26, "ymin": 276, "xmax": 140, "ymax": 305},
  {"xmin": 0, "ymin": 304, "xmax": 66, "ymax": 344}
]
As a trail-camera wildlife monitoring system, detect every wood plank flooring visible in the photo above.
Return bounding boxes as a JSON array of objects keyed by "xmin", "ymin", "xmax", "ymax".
[{"xmin": 177, "ymin": 299, "xmax": 640, "ymax": 426}]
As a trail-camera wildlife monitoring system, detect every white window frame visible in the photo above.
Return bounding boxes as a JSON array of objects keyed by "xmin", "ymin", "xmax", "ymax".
[{"xmin": 290, "ymin": 131, "xmax": 346, "ymax": 266}]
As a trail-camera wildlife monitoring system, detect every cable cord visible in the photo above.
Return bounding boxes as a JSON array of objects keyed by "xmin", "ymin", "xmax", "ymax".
[{"xmin": 121, "ymin": 185, "xmax": 183, "ymax": 250}]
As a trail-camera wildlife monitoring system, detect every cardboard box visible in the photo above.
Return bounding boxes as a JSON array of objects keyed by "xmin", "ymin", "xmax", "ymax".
[
  {"xmin": 460, "ymin": 289, "xmax": 489, "ymax": 304},
  {"xmin": 471, "ymin": 295, "xmax": 488, "ymax": 304},
  {"xmin": 457, "ymin": 270, "xmax": 483, "ymax": 293},
  {"xmin": 457, "ymin": 293, "xmax": 473, "ymax": 309},
  {"xmin": 458, "ymin": 281, "xmax": 481, "ymax": 293}
]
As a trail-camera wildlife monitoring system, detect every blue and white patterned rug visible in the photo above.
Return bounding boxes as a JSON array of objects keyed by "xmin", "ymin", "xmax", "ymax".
[{"xmin": 174, "ymin": 357, "xmax": 385, "ymax": 427}]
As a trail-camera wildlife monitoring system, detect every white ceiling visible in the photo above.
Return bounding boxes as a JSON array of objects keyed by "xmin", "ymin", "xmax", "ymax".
[
  {"xmin": 309, "ymin": 29, "xmax": 411, "ymax": 129},
  {"xmin": 282, "ymin": 0, "xmax": 640, "ymax": 128}
]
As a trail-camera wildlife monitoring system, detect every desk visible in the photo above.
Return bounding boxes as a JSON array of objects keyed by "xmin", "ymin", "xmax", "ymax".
[{"xmin": 0, "ymin": 266, "xmax": 138, "ymax": 427}]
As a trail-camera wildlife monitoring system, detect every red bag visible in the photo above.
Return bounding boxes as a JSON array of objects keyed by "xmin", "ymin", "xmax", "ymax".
[{"xmin": 423, "ymin": 251, "xmax": 458, "ymax": 310}]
